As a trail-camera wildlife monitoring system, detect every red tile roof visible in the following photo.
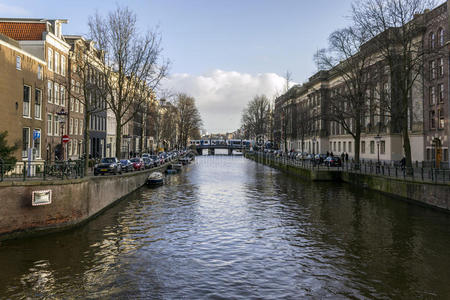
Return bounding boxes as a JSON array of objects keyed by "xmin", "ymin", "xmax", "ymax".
[{"xmin": 0, "ymin": 22, "xmax": 46, "ymax": 41}]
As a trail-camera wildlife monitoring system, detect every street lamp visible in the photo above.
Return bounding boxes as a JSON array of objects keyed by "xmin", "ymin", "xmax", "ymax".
[
  {"xmin": 374, "ymin": 134, "xmax": 382, "ymax": 166},
  {"xmin": 56, "ymin": 108, "xmax": 68, "ymax": 160}
]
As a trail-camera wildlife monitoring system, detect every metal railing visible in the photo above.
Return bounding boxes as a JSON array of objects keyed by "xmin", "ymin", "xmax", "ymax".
[
  {"xmin": 252, "ymin": 152, "xmax": 450, "ymax": 184},
  {"xmin": 0, "ymin": 160, "xmax": 85, "ymax": 182}
]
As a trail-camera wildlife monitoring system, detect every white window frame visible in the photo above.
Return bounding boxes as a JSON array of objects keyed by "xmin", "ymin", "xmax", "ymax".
[
  {"xmin": 48, "ymin": 48, "xmax": 53, "ymax": 71},
  {"xmin": 54, "ymin": 114, "xmax": 59, "ymax": 136},
  {"xmin": 38, "ymin": 65, "xmax": 43, "ymax": 80},
  {"xmin": 16, "ymin": 56, "xmax": 21, "ymax": 70},
  {"xmin": 69, "ymin": 118, "xmax": 73, "ymax": 135},
  {"xmin": 60, "ymin": 86, "xmax": 65, "ymax": 107},
  {"xmin": 47, "ymin": 114, "xmax": 53, "ymax": 136},
  {"xmin": 55, "ymin": 52, "xmax": 60, "ymax": 74},
  {"xmin": 79, "ymin": 119, "xmax": 83, "ymax": 135},
  {"xmin": 61, "ymin": 55, "xmax": 66, "ymax": 76},
  {"xmin": 22, "ymin": 127, "xmax": 30, "ymax": 158},
  {"xmin": 23, "ymin": 85, "xmax": 31, "ymax": 118},
  {"xmin": 54, "ymin": 82, "xmax": 59, "ymax": 105},
  {"xmin": 48, "ymin": 80, "xmax": 53, "ymax": 103},
  {"xmin": 74, "ymin": 119, "xmax": 79, "ymax": 135},
  {"xmin": 35, "ymin": 88, "xmax": 42, "ymax": 119}
]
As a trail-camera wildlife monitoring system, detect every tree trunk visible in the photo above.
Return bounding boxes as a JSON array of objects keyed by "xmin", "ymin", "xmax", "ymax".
[{"xmin": 115, "ymin": 122, "xmax": 122, "ymax": 158}]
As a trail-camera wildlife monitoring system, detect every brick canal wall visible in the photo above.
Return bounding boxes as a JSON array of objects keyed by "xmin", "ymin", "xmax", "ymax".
[
  {"xmin": 0, "ymin": 166, "xmax": 166, "ymax": 240},
  {"xmin": 247, "ymin": 154, "xmax": 450, "ymax": 212}
]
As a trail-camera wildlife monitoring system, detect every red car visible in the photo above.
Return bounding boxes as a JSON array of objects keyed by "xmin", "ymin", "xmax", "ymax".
[{"xmin": 130, "ymin": 157, "xmax": 144, "ymax": 171}]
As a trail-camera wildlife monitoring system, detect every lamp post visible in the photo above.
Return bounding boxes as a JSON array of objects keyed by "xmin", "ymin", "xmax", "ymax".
[
  {"xmin": 374, "ymin": 134, "xmax": 382, "ymax": 168},
  {"xmin": 56, "ymin": 108, "xmax": 68, "ymax": 160}
]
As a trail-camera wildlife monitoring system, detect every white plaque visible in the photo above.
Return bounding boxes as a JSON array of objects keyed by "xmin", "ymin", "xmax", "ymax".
[{"xmin": 32, "ymin": 190, "xmax": 52, "ymax": 206}]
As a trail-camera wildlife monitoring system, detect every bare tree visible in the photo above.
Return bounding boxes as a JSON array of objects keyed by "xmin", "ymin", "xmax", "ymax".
[
  {"xmin": 176, "ymin": 94, "xmax": 203, "ymax": 148},
  {"xmin": 241, "ymin": 95, "xmax": 271, "ymax": 141},
  {"xmin": 296, "ymin": 102, "xmax": 313, "ymax": 154},
  {"xmin": 315, "ymin": 26, "xmax": 375, "ymax": 165},
  {"xmin": 88, "ymin": 5, "xmax": 169, "ymax": 157},
  {"xmin": 351, "ymin": 0, "xmax": 436, "ymax": 170}
]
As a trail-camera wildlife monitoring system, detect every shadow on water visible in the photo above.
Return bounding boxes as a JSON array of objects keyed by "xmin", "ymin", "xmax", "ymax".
[{"xmin": 0, "ymin": 156, "xmax": 449, "ymax": 299}]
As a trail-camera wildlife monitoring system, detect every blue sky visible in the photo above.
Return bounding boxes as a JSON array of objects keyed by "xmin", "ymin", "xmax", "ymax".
[{"xmin": 1, "ymin": 0, "xmax": 354, "ymax": 132}]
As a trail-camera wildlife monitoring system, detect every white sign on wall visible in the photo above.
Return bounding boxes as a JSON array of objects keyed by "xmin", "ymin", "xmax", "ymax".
[{"xmin": 32, "ymin": 190, "xmax": 52, "ymax": 206}]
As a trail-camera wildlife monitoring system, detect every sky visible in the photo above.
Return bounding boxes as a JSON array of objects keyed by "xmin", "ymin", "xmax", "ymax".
[{"xmin": 1, "ymin": 0, "xmax": 354, "ymax": 133}]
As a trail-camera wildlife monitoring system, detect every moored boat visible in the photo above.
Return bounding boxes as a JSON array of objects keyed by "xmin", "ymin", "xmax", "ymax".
[{"xmin": 146, "ymin": 172, "xmax": 164, "ymax": 186}]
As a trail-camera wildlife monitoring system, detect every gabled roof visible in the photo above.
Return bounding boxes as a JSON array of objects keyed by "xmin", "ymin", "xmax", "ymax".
[{"xmin": 0, "ymin": 22, "xmax": 46, "ymax": 41}]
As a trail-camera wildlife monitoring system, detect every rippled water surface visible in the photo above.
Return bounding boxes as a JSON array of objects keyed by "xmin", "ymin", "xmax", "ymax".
[{"xmin": 1, "ymin": 156, "xmax": 450, "ymax": 299}]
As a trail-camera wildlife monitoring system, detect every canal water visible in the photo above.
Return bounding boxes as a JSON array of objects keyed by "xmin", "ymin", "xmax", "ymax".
[{"xmin": 1, "ymin": 156, "xmax": 450, "ymax": 299}]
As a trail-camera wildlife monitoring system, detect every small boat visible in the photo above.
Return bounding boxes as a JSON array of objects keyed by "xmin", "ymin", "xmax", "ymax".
[{"xmin": 146, "ymin": 172, "xmax": 164, "ymax": 186}]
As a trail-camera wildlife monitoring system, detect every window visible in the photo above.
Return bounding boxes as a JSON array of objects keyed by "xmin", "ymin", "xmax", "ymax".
[
  {"xmin": 343, "ymin": 141, "xmax": 346, "ymax": 152},
  {"xmin": 338, "ymin": 141, "xmax": 341, "ymax": 152},
  {"xmin": 74, "ymin": 119, "xmax": 78, "ymax": 135},
  {"xmin": 55, "ymin": 52, "xmax": 59, "ymax": 74},
  {"xmin": 380, "ymin": 141, "xmax": 385, "ymax": 155},
  {"xmin": 69, "ymin": 118, "xmax": 73, "ymax": 134},
  {"xmin": 68, "ymin": 140, "xmax": 72, "ymax": 156},
  {"xmin": 22, "ymin": 128, "xmax": 30, "ymax": 157},
  {"xmin": 430, "ymin": 32, "xmax": 436, "ymax": 49},
  {"xmin": 439, "ymin": 109, "xmax": 445, "ymax": 129},
  {"xmin": 79, "ymin": 119, "xmax": 83, "ymax": 135},
  {"xmin": 439, "ymin": 28, "xmax": 445, "ymax": 47},
  {"xmin": 73, "ymin": 139, "xmax": 78, "ymax": 155},
  {"xmin": 47, "ymin": 114, "xmax": 52, "ymax": 136},
  {"xmin": 16, "ymin": 56, "xmax": 21, "ymax": 70},
  {"xmin": 35, "ymin": 89, "xmax": 42, "ymax": 119},
  {"xmin": 70, "ymin": 97, "xmax": 74, "ymax": 111},
  {"xmin": 54, "ymin": 83, "xmax": 59, "ymax": 105},
  {"xmin": 60, "ymin": 86, "xmax": 65, "ymax": 107},
  {"xmin": 76, "ymin": 99, "xmax": 79, "ymax": 112},
  {"xmin": 370, "ymin": 141, "xmax": 375, "ymax": 154},
  {"xmin": 61, "ymin": 55, "xmax": 66, "ymax": 76},
  {"xmin": 38, "ymin": 65, "xmax": 43, "ymax": 80},
  {"xmin": 33, "ymin": 128, "xmax": 41, "ymax": 158},
  {"xmin": 23, "ymin": 85, "xmax": 31, "ymax": 117},
  {"xmin": 80, "ymin": 101, "xmax": 84, "ymax": 113},
  {"xmin": 430, "ymin": 86, "xmax": 436, "ymax": 104},
  {"xmin": 438, "ymin": 84, "xmax": 444, "ymax": 102},
  {"xmin": 430, "ymin": 60, "xmax": 436, "ymax": 79},
  {"xmin": 71, "ymin": 79, "xmax": 75, "ymax": 92},
  {"xmin": 349, "ymin": 141, "xmax": 352, "ymax": 153},
  {"xmin": 47, "ymin": 80, "xmax": 53, "ymax": 103},
  {"xmin": 439, "ymin": 58, "xmax": 444, "ymax": 77},
  {"xmin": 48, "ymin": 48, "xmax": 53, "ymax": 71},
  {"xmin": 444, "ymin": 149, "xmax": 448, "ymax": 162},
  {"xmin": 361, "ymin": 141, "xmax": 366, "ymax": 154},
  {"xmin": 54, "ymin": 114, "xmax": 59, "ymax": 136},
  {"xmin": 430, "ymin": 110, "xmax": 436, "ymax": 129}
]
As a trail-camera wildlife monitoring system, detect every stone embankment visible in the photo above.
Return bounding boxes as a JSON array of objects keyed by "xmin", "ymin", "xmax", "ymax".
[
  {"xmin": 0, "ymin": 163, "xmax": 171, "ymax": 241},
  {"xmin": 246, "ymin": 153, "xmax": 450, "ymax": 212}
]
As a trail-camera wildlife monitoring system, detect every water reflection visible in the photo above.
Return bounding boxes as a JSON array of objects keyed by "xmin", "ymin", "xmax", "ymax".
[{"xmin": 1, "ymin": 156, "xmax": 450, "ymax": 298}]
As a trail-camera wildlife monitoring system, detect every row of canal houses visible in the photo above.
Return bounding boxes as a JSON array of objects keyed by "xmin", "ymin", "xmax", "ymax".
[
  {"xmin": 274, "ymin": 2, "xmax": 450, "ymax": 166},
  {"xmin": 0, "ymin": 18, "xmax": 159, "ymax": 169}
]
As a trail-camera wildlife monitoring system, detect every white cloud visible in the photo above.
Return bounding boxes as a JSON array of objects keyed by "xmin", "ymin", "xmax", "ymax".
[
  {"xmin": 161, "ymin": 69, "xmax": 291, "ymax": 133},
  {"xmin": 0, "ymin": 2, "xmax": 29, "ymax": 16}
]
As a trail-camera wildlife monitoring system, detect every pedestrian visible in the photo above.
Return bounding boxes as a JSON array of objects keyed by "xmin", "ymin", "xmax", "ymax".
[
  {"xmin": 345, "ymin": 152, "xmax": 349, "ymax": 162},
  {"xmin": 400, "ymin": 157, "xmax": 406, "ymax": 170},
  {"xmin": 330, "ymin": 151, "xmax": 334, "ymax": 157},
  {"xmin": 326, "ymin": 151, "xmax": 330, "ymax": 157}
]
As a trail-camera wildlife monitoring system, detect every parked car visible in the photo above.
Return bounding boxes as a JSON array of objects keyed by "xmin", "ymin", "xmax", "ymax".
[
  {"xmin": 120, "ymin": 159, "xmax": 134, "ymax": 172},
  {"xmin": 130, "ymin": 157, "xmax": 144, "ymax": 171},
  {"xmin": 149, "ymin": 155, "xmax": 161, "ymax": 166},
  {"xmin": 141, "ymin": 153, "xmax": 150, "ymax": 159},
  {"xmin": 325, "ymin": 156, "xmax": 342, "ymax": 167},
  {"xmin": 315, "ymin": 154, "xmax": 328, "ymax": 165},
  {"xmin": 94, "ymin": 157, "xmax": 122, "ymax": 176},
  {"xmin": 143, "ymin": 158, "xmax": 153, "ymax": 169}
]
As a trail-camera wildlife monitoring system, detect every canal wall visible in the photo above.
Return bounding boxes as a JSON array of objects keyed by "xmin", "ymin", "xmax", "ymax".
[
  {"xmin": 246, "ymin": 154, "xmax": 450, "ymax": 212},
  {"xmin": 0, "ymin": 165, "xmax": 167, "ymax": 241}
]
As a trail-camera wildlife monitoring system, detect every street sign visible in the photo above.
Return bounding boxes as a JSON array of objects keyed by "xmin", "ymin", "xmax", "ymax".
[
  {"xmin": 62, "ymin": 135, "xmax": 70, "ymax": 143},
  {"xmin": 33, "ymin": 130, "xmax": 40, "ymax": 140}
]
